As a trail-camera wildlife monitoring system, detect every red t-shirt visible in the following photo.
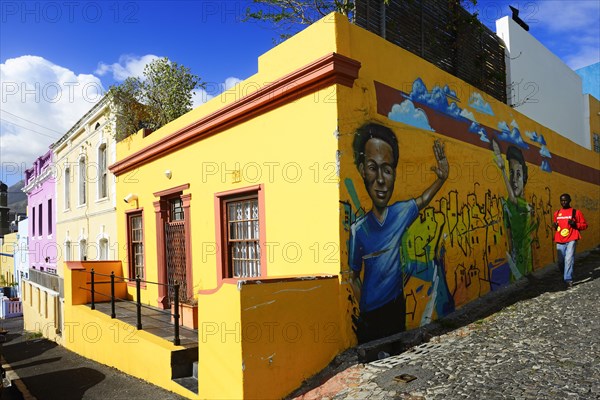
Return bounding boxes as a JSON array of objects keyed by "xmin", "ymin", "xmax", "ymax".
[{"xmin": 553, "ymin": 207, "xmax": 588, "ymax": 243}]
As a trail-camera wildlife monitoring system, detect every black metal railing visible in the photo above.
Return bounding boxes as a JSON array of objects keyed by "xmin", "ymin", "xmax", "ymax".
[{"xmin": 79, "ymin": 269, "xmax": 183, "ymax": 345}]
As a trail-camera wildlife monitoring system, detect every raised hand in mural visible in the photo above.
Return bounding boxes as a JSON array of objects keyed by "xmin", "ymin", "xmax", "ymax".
[
  {"xmin": 415, "ymin": 139, "xmax": 449, "ymax": 210},
  {"xmin": 431, "ymin": 139, "xmax": 449, "ymax": 181},
  {"xmin": 492, "ymin": 139, "xmax": 505, "ymax": 170}
]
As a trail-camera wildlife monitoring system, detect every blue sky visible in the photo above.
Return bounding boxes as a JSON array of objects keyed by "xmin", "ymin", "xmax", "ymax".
[{"xmin": 1, "ymin": 0, "xmax": 599, "ymax": 187}]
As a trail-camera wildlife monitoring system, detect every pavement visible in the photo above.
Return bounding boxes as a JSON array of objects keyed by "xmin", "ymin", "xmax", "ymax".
[
  {"xmin": 1, "ymin": 247, "xmax": 598, "ymax": 400},
  {"xmin": 0, "ymin": 318, "xmax": 186, "ymax": 400},
  {"xmin": 291, "ymin": 246, "xmax": 600, "ymax": 400}
]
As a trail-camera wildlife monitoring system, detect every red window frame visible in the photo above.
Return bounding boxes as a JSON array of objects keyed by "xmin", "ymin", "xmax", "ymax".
[
  {"xmin": 126, "ymin": 210, "xmax": 145, "ymax": 280},
  {"xmin": 215, "ymin": 184, "xmax": 266, "ymax": 281}
]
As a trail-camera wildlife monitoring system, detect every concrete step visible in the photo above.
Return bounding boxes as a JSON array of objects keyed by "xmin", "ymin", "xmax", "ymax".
[{"xmin": 172, "ymin": 376, "xmax": 198, "ymax": 394}]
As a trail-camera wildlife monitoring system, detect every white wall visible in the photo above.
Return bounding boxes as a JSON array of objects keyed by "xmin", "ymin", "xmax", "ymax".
[
  {"xmin": 14, "ymin": 218, "xmax": 29, "ymax": 296},
  {"xmin": 496, "ymin": 17, "xmax": 589, "ymax": 148}
]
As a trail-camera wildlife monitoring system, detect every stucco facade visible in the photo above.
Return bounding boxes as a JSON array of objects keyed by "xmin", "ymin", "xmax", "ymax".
[
  {"xmin": 55, "ymin": 13, "xmax": 600, "ymax": 400},
  {"xmin": 23, "ymin": 149, "xmax": 57, "ymax": 273},
  {"xmin": 53, "ymin": 98, "xmax": 118, "ymax": 276}
]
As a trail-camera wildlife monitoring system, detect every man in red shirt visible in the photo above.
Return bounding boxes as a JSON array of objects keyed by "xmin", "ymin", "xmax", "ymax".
[{"xmin": 552, "ymin": 193, "xmax": 588, "ymax": 289}]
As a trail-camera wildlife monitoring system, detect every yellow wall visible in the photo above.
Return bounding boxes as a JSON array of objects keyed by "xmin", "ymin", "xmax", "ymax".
[
  {"xmin": 116, "ymin": 88, "xmax": 340, "ymax": 306},
  {"xmin": 0, "ymin": 233, "xmax": 17, "ymax": 285},
  {"xmin": 196, "ymin": 276, "xmax": 345, "ymax": 400},
  {"xmin": 60, "ymin": 261, "xmax": 196, "ymax": 399},
  {"xmin": 240, "ymin": 276, "xmax": 344, "ymax": 400},
  {"xmin": 22, "ymin": 280, "xmax": 61, "ymax": 343},
  {"xmin": 197, "ymin": 283, "xmax": 244, "ymax": 400},
  {"xmin": 97, "ymin": 11, "xmax": 600, "ymax": 399},
  {"xmin": 337, "ymin": 17, "xmax": 600, "ymax": 332}
]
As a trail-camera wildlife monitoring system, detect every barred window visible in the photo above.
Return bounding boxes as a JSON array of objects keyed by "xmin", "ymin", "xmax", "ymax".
[{"xmin": 224, "ymin": 195, "xmax": 260, "ymax": 278}]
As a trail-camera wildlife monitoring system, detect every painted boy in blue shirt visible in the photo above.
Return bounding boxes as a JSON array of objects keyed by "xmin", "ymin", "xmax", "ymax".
[{"xmin": 349, "ymin": 123, "xmax": 448, "ymax": 342}]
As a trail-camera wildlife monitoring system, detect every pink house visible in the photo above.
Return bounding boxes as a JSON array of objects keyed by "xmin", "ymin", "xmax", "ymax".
[{"xmin": 23, "ymin": 149, "xmax": 57, "ymax": 274}]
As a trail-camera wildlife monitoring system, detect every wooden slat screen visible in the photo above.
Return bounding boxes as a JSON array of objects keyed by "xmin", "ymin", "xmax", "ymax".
[{"xmin": 355, "ymin": 0, "xmax": 507, "ymax": 103}]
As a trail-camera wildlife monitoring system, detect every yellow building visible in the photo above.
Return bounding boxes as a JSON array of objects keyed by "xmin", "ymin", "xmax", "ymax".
[
  {"xmin": 0, "ymin": 233, "xmax": 17, "ymax": 287},
  {"xmin": 55, "ymin": 13, "xmax": 599, "ymax": 400}
]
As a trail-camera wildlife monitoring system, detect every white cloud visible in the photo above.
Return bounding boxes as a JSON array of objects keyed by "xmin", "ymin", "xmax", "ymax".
[
  {"xmin": 0, "ymin": 54, "xmax": 246, "ymax": 185},
  {"xmin": 1, "ymin": 56, "xmax": 104, "ymax": 184},
  {"xmin": 95, "ymin": 54, "xmax": 160, "ymax": 81},
  {"xmin": 191, "ymin": 76, "xmax": 243, "ymax": 108},
  {"xmin": 533, "ymin": 1, "xmax": 600, "ymax": 68},
  {"xmin": 533, "ymin": 1, "xmax": 599, "ymax": 33},
  {"xmin": 223, "ymin": 77, "xmax": 242, "ymax": 91},
  {"xmin": 565, "ymin": 45, "xmax": 600, "ymax": 70}
]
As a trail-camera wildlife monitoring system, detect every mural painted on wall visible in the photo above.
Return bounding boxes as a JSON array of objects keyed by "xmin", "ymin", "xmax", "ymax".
[
  {"xmin": 347, "ymin": 123, "xmax": 450, "ymax": 342},
  {"xmin": 493, "ymin": 140, "xmax": 538, "ymax": 280},
  {"xmin": 341, "ymin": 76, "xmax": 576, "ymax": 340}
]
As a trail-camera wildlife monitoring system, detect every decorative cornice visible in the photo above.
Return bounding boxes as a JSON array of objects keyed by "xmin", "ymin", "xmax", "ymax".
[
  {"xmin": 109, "ymin": 53, "xmax": 361, "ymax": 176},
  {"xmin": 22, "ymin": 167, "xmax": 54, "ymax": 194},
  {"xmin": 152, "ymin": 183, "xmax": 190, "ymax": 198}
]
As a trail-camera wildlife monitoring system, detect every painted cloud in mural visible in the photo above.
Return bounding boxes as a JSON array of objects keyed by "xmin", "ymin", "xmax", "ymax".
[
  {"xmin": 526, "ymin": 130, "xmax": 552, "ymax": 158},
  {"xmin": 409, "ymin": 78, "xmax": 464, "ymax": 119},
  {"xmin": 388, "ymin": 100, "xmax": 433, "ymax": 131},
  {"xmin": 526, "ymin": 131, "xmax": 546, "ymax": 145},
  {"xmin": 468, "ymin": 92, "xmax": 494, "ymax": 116},
  {"xmin": 459, "ymin": 108, "xmax": 476, "ymax": 122},
  {"xmin": 468, "ymin": 122, "xmax": 491, "ymax": 142},
  {"xmin": 539, "ymin": 146, "xmax": 552, "ymax": 158},
  {"xmin": 541, "ymin": 160, "xmax": 552, "ymax": 172},
  {"xmin": 497, "ymin": 120, "xmax": 529, "ymax": 149}
]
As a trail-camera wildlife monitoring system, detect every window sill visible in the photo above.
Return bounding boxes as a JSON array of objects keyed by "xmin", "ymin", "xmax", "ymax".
[{"xmin": 127, "ymin": 281, "xmax": 147, "ymax": 289}]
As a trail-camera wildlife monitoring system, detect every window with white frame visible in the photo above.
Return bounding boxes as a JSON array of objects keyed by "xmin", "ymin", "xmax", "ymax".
[
  {"xmin": 98, "ymin": 143, "xmax": 108, "ymax": 199},
  {"xmin": 64, "ymin": 167, "xmax": 71, "ymax": 209},
  {"xmin": 79, "ymin": 239, "xmax": 87, "ymax": 261},
  {"xmin": 128, "ymin": 212, "xmax": 144, "ymax": 279},
  {"xmin": 64, "ymin": 241, "xmax": 71, "ymax": 261},
  {"xmin": 99, "ymin": 238, "xmax": 109, "ymax": 260},
  {"xmin": 78, "ymin": 156, "xmax": 86, "ymax": 205}
]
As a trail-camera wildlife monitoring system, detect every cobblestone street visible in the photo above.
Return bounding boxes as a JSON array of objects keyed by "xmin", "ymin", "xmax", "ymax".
[{"xmin": 294, "ymin": 248, "xmax": 600, "ymax": 400}]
